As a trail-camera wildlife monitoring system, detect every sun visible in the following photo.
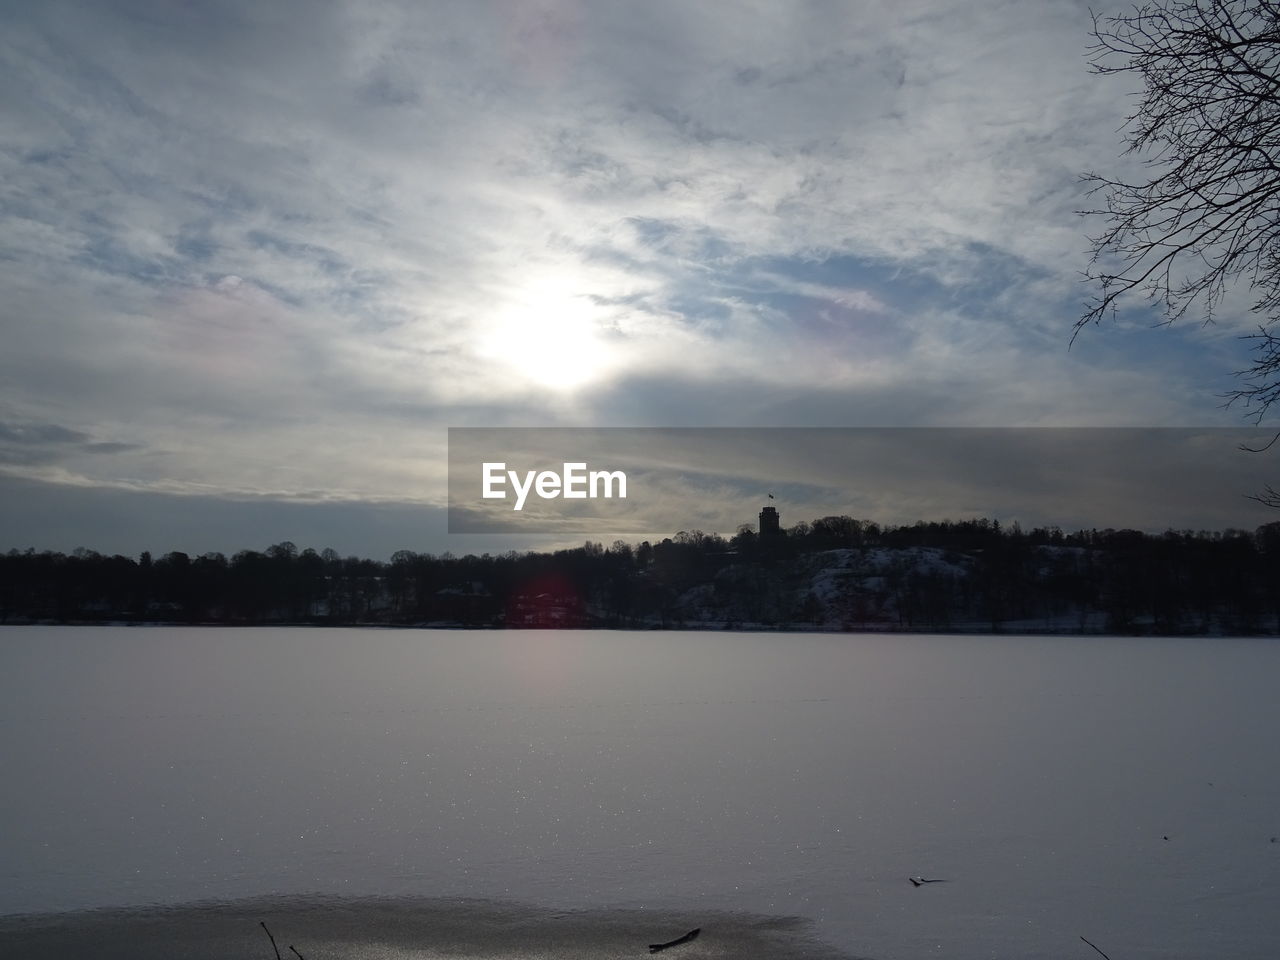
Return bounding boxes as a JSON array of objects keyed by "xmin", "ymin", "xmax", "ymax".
[{"xmin": 480, "ymin": 277, "xmax": 614, "ymax": 391}]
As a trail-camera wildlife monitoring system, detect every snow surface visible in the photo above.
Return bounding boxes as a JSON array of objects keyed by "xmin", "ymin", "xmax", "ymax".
[{"xmin": 1, "ymin": 626, "xmax": 1278, "ymax": 960}]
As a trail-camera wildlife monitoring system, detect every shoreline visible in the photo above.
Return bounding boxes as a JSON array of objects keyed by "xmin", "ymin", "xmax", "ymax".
[{"xmin": 0, "ymin": 894, "xmax": 847, "ymax": 960}]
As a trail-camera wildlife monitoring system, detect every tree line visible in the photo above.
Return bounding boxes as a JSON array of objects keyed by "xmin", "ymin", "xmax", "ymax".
[{"xmin": 4, "ymin": 516, "xmax": 1280, "ymax": 634}]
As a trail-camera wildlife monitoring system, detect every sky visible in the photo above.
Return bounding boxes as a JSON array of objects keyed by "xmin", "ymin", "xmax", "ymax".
[
  {"xmin": 2, "ymin": 0, "xmax": 1277, "ymax": 559},
  {"xmin": 446, "ymin": 428, "xmax": 1280, "ymax": 540}
]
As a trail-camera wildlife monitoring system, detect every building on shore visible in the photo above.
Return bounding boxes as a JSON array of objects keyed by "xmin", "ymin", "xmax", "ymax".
[{"xmin": 759, "ymin": 505, "xmax": 780, "ymax": 537}]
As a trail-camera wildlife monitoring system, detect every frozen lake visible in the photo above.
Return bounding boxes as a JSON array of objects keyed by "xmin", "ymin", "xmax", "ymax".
[{"xmin": 1, "ymin": 627, "xmax": 1278, "ymax": 959}]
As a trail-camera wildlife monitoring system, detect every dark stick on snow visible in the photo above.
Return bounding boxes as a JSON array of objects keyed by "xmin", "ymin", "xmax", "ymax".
[
  {"xmin": 260, "ymin": 922, "xmax": 282, "ymax": 960},
  {"xmin": 289, "ymin": 946, "xmax": 306, "ymax": 960},
  {"xmin": 649, "ymin": 928, "xmax": 700, "ymax": 953},
  {"xmin": 1080, "ymin": 936, "xmax": 1113, "ymax": 960}
]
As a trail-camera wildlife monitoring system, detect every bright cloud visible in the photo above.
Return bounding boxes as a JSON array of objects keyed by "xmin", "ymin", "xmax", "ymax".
[{"xmin": 0, "ymin": 0, "xmax": 1265, "ymax": 555}]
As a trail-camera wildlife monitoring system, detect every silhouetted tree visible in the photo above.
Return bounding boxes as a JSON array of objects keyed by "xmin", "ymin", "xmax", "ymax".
[
  {"xmin": 1079, "ymin": 2, "xmax": 1280, "ymax": 426},
  {"xmin": 2, "ymin": 518, "xmax": 1278, "ymax": 632}
]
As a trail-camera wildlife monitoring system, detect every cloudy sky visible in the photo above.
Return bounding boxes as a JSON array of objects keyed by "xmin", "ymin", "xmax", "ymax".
[{"xmin": 1, "ymin": 0, "xmax": 1275, "ymax": 558}]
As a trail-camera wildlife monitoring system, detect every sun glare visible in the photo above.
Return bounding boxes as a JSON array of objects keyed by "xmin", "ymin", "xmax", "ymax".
[{"xmin": 481, "ymin": 278, "xmax": 613, "ymax": 391}]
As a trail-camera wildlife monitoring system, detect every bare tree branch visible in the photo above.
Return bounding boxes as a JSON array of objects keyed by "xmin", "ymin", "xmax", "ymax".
[
  {"xmin": 261, "ymin": 922, "xmax": 283, "ymax": 960},
  {"xmin": 1079, "ymin": 1, "xmax": 1280, "ymax": 420},
  {"xmin": 1247, "ymin": 480, "xmax": 1280, "ymax": 503},
  {"xmin": 1080, "ymin": 1, "xmax": 1280, "ymax": 503}
]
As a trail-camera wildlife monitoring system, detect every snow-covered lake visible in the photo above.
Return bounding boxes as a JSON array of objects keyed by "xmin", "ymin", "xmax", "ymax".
[{"xmin": 2, "ymin": 627, "xmax": 1278, "ymax": 959}]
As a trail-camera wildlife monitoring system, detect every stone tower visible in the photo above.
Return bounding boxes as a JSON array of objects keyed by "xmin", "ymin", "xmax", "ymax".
[{"xmin": 759, "ymin": 505, "xmax": 780, "ymax": 537}]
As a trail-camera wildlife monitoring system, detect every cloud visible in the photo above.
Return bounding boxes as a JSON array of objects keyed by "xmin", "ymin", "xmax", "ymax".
[
  {"xmin": 0, "ymin": 472, "xmax": 462, "ymax": 560},
  {"xmin": 447, "ymin": 427, "xmax": 1280, "ymax": 541},
  {"xmin": 0, "ymin": 420, "xmax": 145, "ymax": 471},
  {"xmin": 0, "ymin": 423, "xmax": 92, "ymax": 445},
  {"xmin": 0, "ymin": 0, "xmax": 1269, "ymax": 554}
]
